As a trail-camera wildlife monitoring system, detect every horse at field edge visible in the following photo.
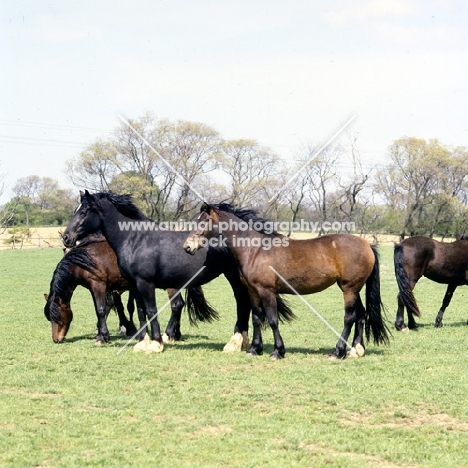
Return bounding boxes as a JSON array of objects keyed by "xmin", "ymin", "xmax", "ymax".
[{"xmin": 394, "ymin": 234, "xmax": 468, "ymax": 330}]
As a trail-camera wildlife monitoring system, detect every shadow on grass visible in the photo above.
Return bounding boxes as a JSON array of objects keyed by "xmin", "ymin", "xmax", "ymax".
[
  {"xmin": 61, "ymin": 332, "xmax": 390, "ymax": 358},
  {"xmin": 407, "ymin": 320, "xmax": 468, "ymax": 330}
]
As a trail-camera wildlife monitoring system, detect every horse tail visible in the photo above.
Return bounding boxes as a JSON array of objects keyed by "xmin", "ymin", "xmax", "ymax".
[
  {"xmin": 251, "ymin": 294, "xmax": 297, "ymax": 329},
  {"xmin": 365, "ymin": 245, "xmax": 391, "ymax": 346},
  {"xmin": 185, "ymin": 286, "xmax": 220, "ymax": 326},
  {"xmin": 276, "ymin": 294, "xmax": 297, "ymax": 323},
  {"xmin": 394, "ymin": 243, "xmax": 421, "ymax": 319}
]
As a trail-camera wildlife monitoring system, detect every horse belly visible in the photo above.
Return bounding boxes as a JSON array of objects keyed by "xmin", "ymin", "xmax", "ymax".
[{"xmin": 276, "ymin": 273, "xmax": 337, "ymax": 295}]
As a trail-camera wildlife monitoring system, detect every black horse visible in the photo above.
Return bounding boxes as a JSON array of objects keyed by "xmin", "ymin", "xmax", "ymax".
[
  {"xmin": 394, "ymin": 235, "xmax": 468, "ymax": 330},
  {"xmin": 61, "ymin": 191, "xmax": 294, "ymax": 353},
  {"xmin": 44, "ymin": 234, "xmax": 217, "ymax": 344}
]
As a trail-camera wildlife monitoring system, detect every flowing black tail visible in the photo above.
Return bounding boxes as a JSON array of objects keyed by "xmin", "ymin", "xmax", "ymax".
[
  {"xmin": 365, "ymin": 245, "xmax": 391, "ymax": 345},
  {"xmin": 276, "ymin": 294, "xmax": 297, "ymax": 323},
  {"xmin": 256, "ymin": 294, "xmax": 297, "ymax": 328},
  {"xmin": 393, "ymin": 243, "xmax": 420, "ymax": 320},
  {"xmin": 185, "ymin": 286, "xmax": 220, "ymax": 326}
]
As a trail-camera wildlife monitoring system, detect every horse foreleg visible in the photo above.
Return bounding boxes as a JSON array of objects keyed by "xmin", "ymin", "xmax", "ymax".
[
  {"xmin": 136, "ymin": 282, "xmax": 163, "ymax": 353},
  {"xmin": 92, "ymin": 289, "xmax": 111, "ymax": 344},
  {"xmin": 434, "ymin": 283, "xmax": 457, "ymax": 328},
  {"xmin": 259, "ymin": 291, "xmax": 286, "ymax": 360},
  {"xmin": 224, "ymin": 273, "xmax": 251, "ymax": 351},
  {"xmin": 163, "ymin": 288, "xmax": 184, "ymax": 343},
  {"xmin": 132, "ymin": 290, "xmax": 149, "ymax": 342},
  {"xmin": 246, "ymin": 306, "xmax": 264, "ymax": 356},
  {"xmin": 124, "ymin": 290, "xmax": 137, "ymax": 336}
]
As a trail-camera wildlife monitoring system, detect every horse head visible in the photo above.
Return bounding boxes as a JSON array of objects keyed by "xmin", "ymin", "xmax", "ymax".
[
  {"xmin": 62, "ymin": 190, "xmax": 102, "ymax": 248},
  {"xmin": 183, "ymin": 203, "xmax": 220, "ymax": 255},
  {"xmin": 44, "ymin": 292, "xmax": 73, "ymax": 343}
]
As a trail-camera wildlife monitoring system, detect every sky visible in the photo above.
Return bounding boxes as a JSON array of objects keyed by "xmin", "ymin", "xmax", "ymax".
[{"xmin": 1, "ymin": 0, "xmax": 467, "ymax": 203}]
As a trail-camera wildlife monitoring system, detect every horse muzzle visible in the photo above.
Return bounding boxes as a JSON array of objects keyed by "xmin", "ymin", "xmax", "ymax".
[{"xmin": 183, "ymin": 238, "xmax": 199, "ymax": 255}]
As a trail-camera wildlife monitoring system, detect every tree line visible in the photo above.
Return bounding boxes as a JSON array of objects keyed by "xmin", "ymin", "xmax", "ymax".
[{"xmin": 2, "ymin": 113, "xmax": 468, "ymax": 240}]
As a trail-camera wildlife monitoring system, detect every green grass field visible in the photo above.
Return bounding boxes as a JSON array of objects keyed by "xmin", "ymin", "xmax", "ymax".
[{"xmin": 1, "ymin": 245, "xmax": 468, "ymax": 467}]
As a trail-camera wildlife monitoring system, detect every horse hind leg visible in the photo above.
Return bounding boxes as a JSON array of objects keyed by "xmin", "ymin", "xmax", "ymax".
[
  {"xmin": 330, "ymin": 291, "xmax": 358, "ymax": 359},
  {"xmin": 347, "ymin": 295, "xmax": 366, "ymax": 358},
  {"xmin": 395, "ymin": 291, "xmax": 408, "ymax": 331},
  {"xmin": 434, "ymin": 284, "xmax": 457, "ymax": 328}
]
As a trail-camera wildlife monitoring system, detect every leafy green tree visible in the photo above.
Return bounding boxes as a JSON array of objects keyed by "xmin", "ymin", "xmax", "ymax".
[
  {"xmin": 6, "ymin": 176, "xmax": 76, "ymax": 226},
  {"xmin": 375, "ymin": 137, "xmax": 468, "ymax": 238}
]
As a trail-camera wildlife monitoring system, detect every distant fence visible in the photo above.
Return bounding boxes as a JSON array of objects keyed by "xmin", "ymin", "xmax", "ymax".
[{"xmin": 0, "ymin": 228, "xmax": 65, "ymax": 250}]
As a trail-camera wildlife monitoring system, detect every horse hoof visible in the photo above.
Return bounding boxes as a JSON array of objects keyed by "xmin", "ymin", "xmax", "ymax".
[
  {"xmin": 355, "ymin": 343, "xmax": 365, "ymax": 357},
  {"xmin": 269, "ymin": 351, "xmax": 284, "ymax": 360},
  {"xmin": 146, "ymin": 340, "xmax": 164, "ymax": 353},
  {"xmin": 401, "ymin": 327, "xmax": 410, "ymax": 333},
  {"xmin": 133, "ymin": 341, "xmax": 148, "ymax": 353},
  {"xmin": 162, "ymin": 333, "xmax": 175, "ymax": 344},
  {"xmin": 347, "ymin": 347, "xmax": 359, "ymax": 358},
  {"xmin": 223, "ymin": 332, "xmax": 244, "ymax": 352}
]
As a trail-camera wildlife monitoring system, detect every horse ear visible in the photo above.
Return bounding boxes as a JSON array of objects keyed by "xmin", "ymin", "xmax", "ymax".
[
  {"xmin": 80, "ymin": 190, "xmax": 93, "ymax": 202},
  {"xmin": 44, "ymin": 293, "xmax": 49, "ymax": 301}
]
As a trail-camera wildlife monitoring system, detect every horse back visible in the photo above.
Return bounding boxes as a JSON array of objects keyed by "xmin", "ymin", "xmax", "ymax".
[
  {"xmin": 400, "ymin": 236, "xmax": 468, "ymax": 284},
  {"xmin": 118, "ymin": 230, "xmax": 232, "ymax": 289},
  {"xmin": 79, "ymin": 240, "xmax": 131, "ymax": 291},
  {"xmin": 267, "ymin": 233, "xmax": 375, "ymax": 294}
]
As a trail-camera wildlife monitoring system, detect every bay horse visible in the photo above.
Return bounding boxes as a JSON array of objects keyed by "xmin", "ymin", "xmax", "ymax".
[
  {"xmin": 61, "ymin": 191, "xmax": 295, "ymax": 353},
  {"xmin": 394, "ymin": 235, "xmax": 468, "ymax": 330},
  {"xmin": 183, "ymin": 203, "xmax": 390, "ymax": 359},
  {"xmin": 44, "ymin": 234, "xmax": 217, "ymax": 344}
]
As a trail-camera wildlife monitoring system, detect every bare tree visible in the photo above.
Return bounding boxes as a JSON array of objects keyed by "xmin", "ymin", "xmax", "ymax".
[
  {"xmin": 0, "ymin": 165, "xmax": 15, "ymax": 231},
  {"xmin": 218, "ymin": 139, "xmax": 282, "ymax": 212},
  {"xmin": 67, "ymin": 139, "xmax": 118, "ymax": 192},
  {"xmin": 336, "ymin": 133, "xmax": 371, "ymax": 231},
  {"xmin": 299, "ymin": 144, "xmax": 343, "ymax": 234}
]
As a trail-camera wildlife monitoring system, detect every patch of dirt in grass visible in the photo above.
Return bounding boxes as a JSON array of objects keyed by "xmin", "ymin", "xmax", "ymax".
[
  {"xmin": 301, "ymin": 443, "xmax": 411, "ymax": 467},
  {"xmin": 339, "ymin": 407, "xmax": 468, "ymax": 431},
  {"xmin": 191, "ymin": 424, "xmax": 232, "ymax": 437},
  {"xmin": 1, "ymin": 388, "xmax": 61, "ymax": 399}
]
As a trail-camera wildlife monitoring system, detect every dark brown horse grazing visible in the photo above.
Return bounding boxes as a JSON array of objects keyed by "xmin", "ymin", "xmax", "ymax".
[
  {"xmin": 183, "ymin": 203, "xmax": 390, "ymax": 359},
  {"xmin": 394, "ymin": 235, "xmax": 468, "ymax": 331},
  {"xmin": 44, "ymin": 234, "xmax": 217, "ymax": 344}
]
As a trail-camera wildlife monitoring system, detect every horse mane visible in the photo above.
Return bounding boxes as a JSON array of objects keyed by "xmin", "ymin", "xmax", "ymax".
[
  {"xmin": 47, "ymin": 247, "xmax": 98, "ymax": 322},
  {"xmin": 204, "ymin": 202, "xmax": 282, "ymax": 237},
  {"xmin": 92, "ymin": 192, "xmax": 149, "ymax": 221}
]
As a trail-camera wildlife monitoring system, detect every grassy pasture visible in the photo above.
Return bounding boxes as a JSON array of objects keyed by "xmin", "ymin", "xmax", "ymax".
[{"xmin": 1, "ymin": 245, "xmax": 468, "ymax": 467}]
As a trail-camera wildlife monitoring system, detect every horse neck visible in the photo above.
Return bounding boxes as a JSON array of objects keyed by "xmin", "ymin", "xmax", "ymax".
[
  {"xmin": 50, "ymin": 268, "xmax": 76, "ymax": 306},
  {"xmin": 96, "ymin": 199, "xmax": 142, "ymax": 253},
  {"xmin": 217, "ymin": 213, "xmax": 262, "ymax": 266}
]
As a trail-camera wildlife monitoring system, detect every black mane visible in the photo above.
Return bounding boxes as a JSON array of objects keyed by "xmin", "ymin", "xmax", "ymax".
[
  {"xmin": 91, "ymin": 192, "xmax": 149, "ymax": 221},
  {"xmin": 46, "ymin": 247, "xmax": 98, "ymax": 322},
  {"xmin": 204, "ymin": 202, "xmax": 282, "ymax": 236}
]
